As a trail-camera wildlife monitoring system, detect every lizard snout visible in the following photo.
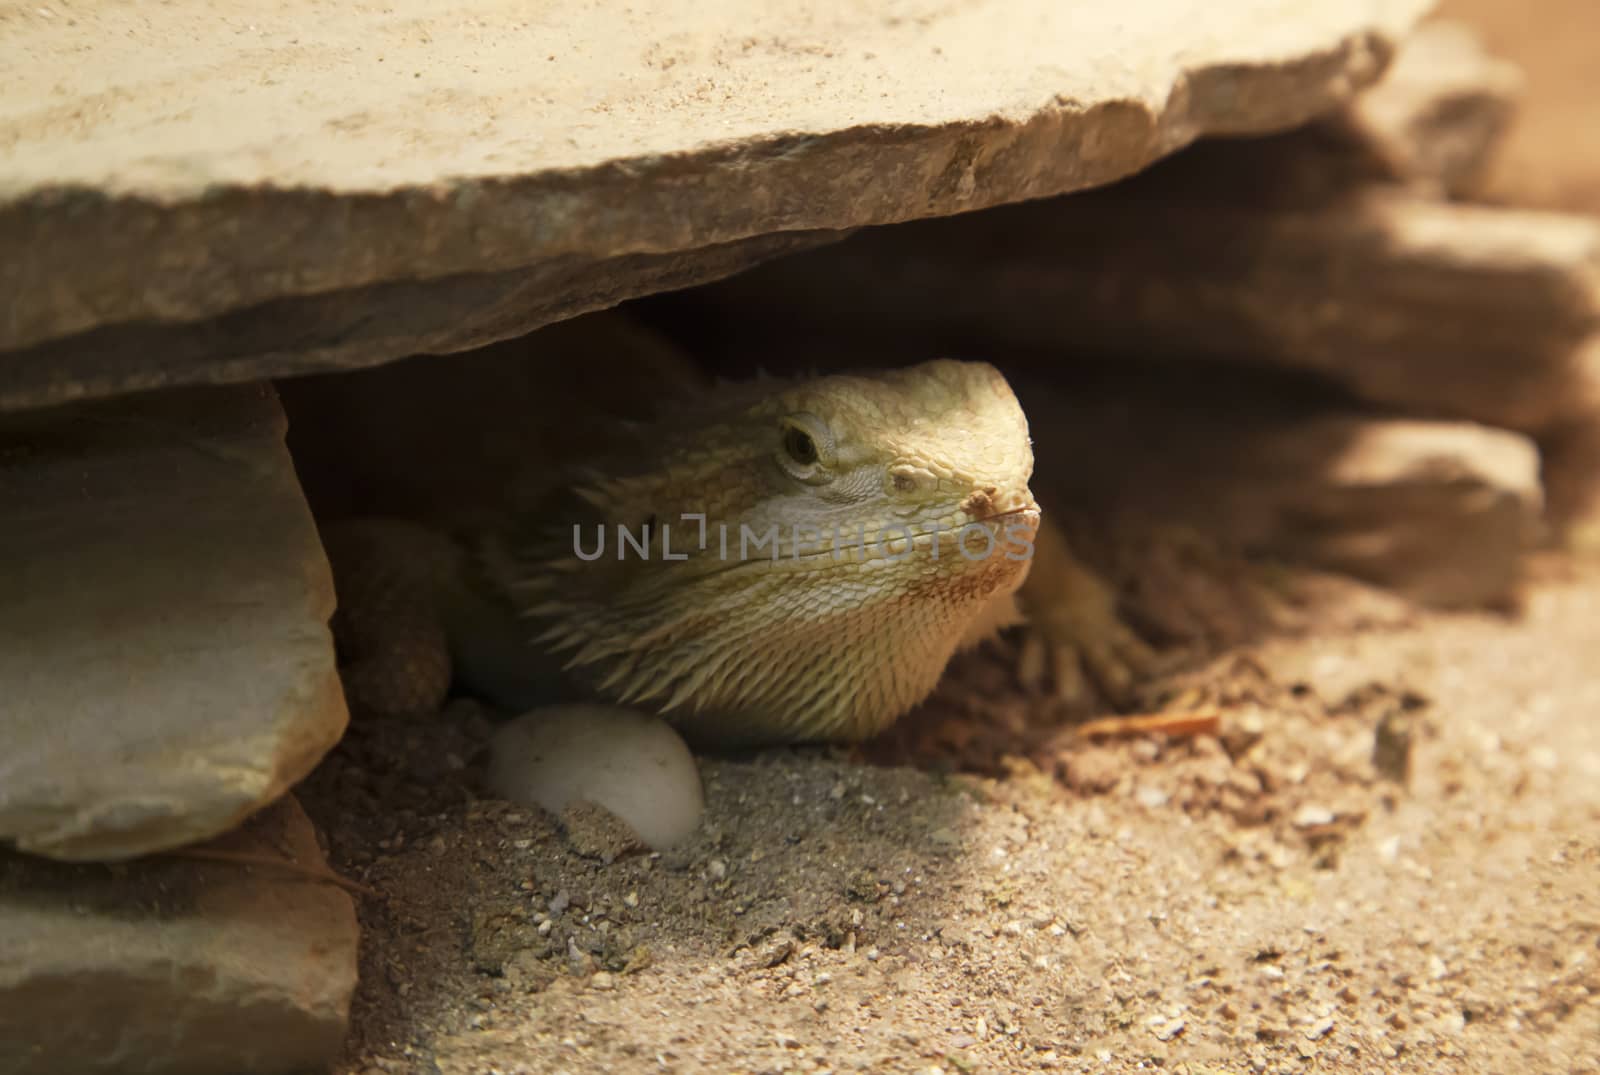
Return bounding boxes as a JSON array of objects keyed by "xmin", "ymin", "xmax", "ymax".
[{"xmin": 960, "ymin": 483, "xmax": 1038, "ymax": 522}]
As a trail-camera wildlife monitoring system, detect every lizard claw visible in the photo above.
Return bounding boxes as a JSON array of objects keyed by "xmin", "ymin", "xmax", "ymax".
[
  {"xmin": 1015, "ymin": 572, "xmax": 1165, "ymax": 708},
  {"xmin": 1014, "ymin": 518, "xmax": 1169, "ymax": 708}
]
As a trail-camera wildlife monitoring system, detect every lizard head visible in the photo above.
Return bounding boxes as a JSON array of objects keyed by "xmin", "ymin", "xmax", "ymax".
[{"xmin": 490, "ymin": 358, "xmax": 1039, "ymax": 746}]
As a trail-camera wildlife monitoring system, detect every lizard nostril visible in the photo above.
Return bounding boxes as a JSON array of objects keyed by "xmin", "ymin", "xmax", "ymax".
[{"xmin": 961, "ymin": 486, "xmax": 999, "ymax": 517}]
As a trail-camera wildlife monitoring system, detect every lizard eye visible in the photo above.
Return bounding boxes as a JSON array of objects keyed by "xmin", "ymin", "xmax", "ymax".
[
  {"xmin": 776, "ymin": 413, "xmax": 832, "ymax": 482},
  {"xmin": 783, "ymin": 426, "xmax": 818, "ymax": 466}
]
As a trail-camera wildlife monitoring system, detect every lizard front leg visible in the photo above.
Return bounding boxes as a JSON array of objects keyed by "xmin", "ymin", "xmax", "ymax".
[
  {"xmin": 322, "ymin": 518, "xmax": 572, "ymax": 718},
  {"xmin": 322, "ymin": 519, "xmax": 460, "ymax": 718},
  {"xmin": 1013, "ymin": 513, "xmax": 1165, "ymax": 707}
]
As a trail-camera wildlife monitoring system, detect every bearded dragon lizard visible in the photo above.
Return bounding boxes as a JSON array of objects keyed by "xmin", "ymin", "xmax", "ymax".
[{"xmin": 283, "ymin": 315, "xmax": 1157, "ymax": 747}]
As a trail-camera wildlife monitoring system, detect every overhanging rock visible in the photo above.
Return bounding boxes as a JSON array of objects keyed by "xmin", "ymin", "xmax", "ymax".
[{"xmin": 1, "ymin": 0, "xmax": 1430, "ymax": 410}]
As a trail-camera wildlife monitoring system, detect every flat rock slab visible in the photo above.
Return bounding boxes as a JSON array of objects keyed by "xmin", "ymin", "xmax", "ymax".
[
  {"xmin": 1000, "ymin": 367, "xmax": 1541, "ymax": 610},
  {"xmin": 0, "ymin": 794, "xmax": 359, "ymax": 1075},
  {"xmin": 1043, "ymin": 402, "xmax": 1543, "ymax": 610},
  {"xmin": 0, "ymin": 384, "xmax": 346, "ymax": 861},
  {"xmin": 1437, "ymin": 0, "xmax": 1600, "ymax": 212},
  {"xmin": 1341, "ymin": 19, "xmax": 1522, "ymax": 198},
  {"xmin": 0, "ymin": 0, "xmax": 1427, "ymax": 409},
  {"xmin": 675, "ymin": 179, "xmax": 1600, "ymax": 435}
]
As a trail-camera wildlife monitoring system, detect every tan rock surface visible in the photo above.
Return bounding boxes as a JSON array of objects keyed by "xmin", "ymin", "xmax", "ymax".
[
  {"xmin": 1034, "ymin": 396, "xmax": 1543, "ymax": 610},
  {"xmin": 0, "ymin": 0, "xmax": 1428, "ymax": 409},
  {"xmin": 1435, "ymin": 0, "xmax": 1600, "ymax": 212},
  {"xmin": 670, "ymin": 180, "xmax": 1600, "ymax": 435},
  {"xmin": 0, "ymin": 384, "xmax": 347, "ymax": 860},
  {"xmin": 1339, "ymin": 19, "xmax": 1522, "ymax": 197},
  {"xmin": 0, "ymin": 794, "xmax": 359, "ymax": 1075},
  {"xmin": 1005, "ymin": 367, "xmax": 1540, "ymax": 611}
]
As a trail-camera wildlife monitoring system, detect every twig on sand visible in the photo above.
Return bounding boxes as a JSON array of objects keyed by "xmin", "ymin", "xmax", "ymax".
[{"xmin": 1074, "ymin": 710, "xmax": 1221, "ymax": 740}]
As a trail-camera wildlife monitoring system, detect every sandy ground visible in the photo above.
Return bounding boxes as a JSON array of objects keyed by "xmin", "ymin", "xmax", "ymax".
[{"xmin": 298, "ymin": 551, "xmax": 1599, "ymax": 1074}]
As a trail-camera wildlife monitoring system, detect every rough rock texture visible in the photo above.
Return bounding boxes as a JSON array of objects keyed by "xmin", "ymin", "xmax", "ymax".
[
  {"xmin": 0, "ymin": 228, "xmax": 847, "ymax": 416},
  {"xmin": 1436, "ymin": 0, "xmax": 1600, "ymax": 212},
  {"xmin": 643, "ymin": 24, "xmax": 1594, "ymax": 437},
  {"xmin": 0, "ymin": 0, "xmax": 1430, "ymax": 410},
  {"xmin": 1540, "ymin": 419, "xmax": 1600, "ymax": 550},
  {"xmin": 1337, "ymin": 19, "xmax": 1522, "ymax": 197},
  {"xmin": 1023, "ymin": 379, "xmax": 1543, "ymax": 609},
  {"xmin": 664, "ymin": 176, "xmax": 1600, "ymax": 435},
  {"xmin": 0, "ymin": 795, "xmax": 359, "ymax": 1075},
  {"xmin": 0, "ymin": 384, "xmax": 347, "ymax": 861}
]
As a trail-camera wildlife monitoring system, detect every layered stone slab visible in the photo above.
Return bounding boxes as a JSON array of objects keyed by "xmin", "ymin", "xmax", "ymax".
[
  {"xmin": 0, "ymin": 0, "xmax": 1428, "ymax": 410},
  {"xmin": 0, "ymin": 385, "xmax": 347, "ymax": 860},
  {"xmin": 0, "ymin": 795, "xmax": 359, "ymax": 1075}
]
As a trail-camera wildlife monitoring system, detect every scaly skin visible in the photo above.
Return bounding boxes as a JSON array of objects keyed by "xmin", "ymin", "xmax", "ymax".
[
  {"xmin": 482, "ymin": 359, "xmax": 1039, "ymax": 745},
  {"xmin": 310, "ymin": 347, "xmax": 1160, "ymax": 745}
]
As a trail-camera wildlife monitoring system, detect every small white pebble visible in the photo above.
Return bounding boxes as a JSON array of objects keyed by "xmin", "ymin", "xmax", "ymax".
[
  {"xmin": 1152, "ymin": 1017, "xmax": 1186, "ymax": 1041},
  {"xmin": 486, "ymin": 704, "xmax": 703, "ymax": 850},
  {"xmin": 1135, "ymin": 785, "xmax": 1169, "ymax": 809},
  {"xmin": 1293, "ymin": 805, "xmax": 1337, "ymax": 828}
]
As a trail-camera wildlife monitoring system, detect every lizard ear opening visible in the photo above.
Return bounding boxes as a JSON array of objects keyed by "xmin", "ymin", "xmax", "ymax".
[{"xmin": 776, "ymin": 413, "xmax": 832, "ymax": 483}]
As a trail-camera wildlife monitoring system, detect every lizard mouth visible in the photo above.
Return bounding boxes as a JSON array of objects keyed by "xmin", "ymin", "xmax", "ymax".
[
  {"xmin": 703, "ymin": 504, "xmax": 1040, "ymax": 573},
  {"xmin": 971, "ymin": 505, "xmax": 1040, "ymax": 525}
]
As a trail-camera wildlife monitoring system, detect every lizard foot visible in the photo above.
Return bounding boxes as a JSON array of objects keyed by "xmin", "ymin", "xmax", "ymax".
[
  {"xmin": 1013, "ymin": 518, "xmax": 1171, "ymax": 708},
  {"xmin": 1014, "ymin": 566, "xmax": 1168, "ymax": 708},
  {"xmin": 321, "ymin": 519, "xmax": 462, "ymax": 718}
]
